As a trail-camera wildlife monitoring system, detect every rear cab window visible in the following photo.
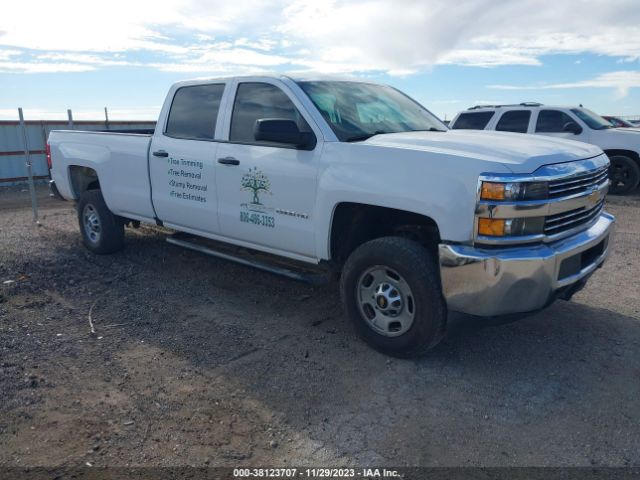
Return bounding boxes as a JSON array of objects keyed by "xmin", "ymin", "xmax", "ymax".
[
  {"xmin": 165, "ymin": 83, "xmax": 225, "ymax": 140},
  {"xmin": 495, "ymin": 110, "xmax": 531, "ymax": 133},
  {"xmin": 451, "ymin": 111, "xmax": 495, "ymax": 130}
]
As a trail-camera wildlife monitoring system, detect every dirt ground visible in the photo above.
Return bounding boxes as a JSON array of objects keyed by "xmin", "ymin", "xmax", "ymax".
[{"xmin": 0, "ymin": 184, "xmax": 639, "ymax": 468}]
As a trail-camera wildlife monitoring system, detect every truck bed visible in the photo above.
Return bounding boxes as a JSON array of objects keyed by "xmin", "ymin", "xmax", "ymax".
[{"xmin": 48, "ymin": 130, "xmax": 156, "ymax": 222}]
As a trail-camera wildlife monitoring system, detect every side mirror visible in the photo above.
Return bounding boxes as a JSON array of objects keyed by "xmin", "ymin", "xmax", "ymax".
[
  {"xmin": 563, "ymin": 121, "xmax": 582, "ymax": 135},
  {"xmin": 254, "ymin": 119, "xmax": 316, "ymax": 149}
]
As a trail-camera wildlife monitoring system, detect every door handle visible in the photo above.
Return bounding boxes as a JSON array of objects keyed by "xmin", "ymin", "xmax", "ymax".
[
  {"xmin": 152, "ymin": 150, "xmax": 169, "ymax": 157},
  {"xmin": 218, "ymin": 157, "xmax": 240, "ymax": 166}
]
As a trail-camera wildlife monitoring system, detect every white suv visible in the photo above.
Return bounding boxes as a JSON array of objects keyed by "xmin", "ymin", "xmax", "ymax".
[{"xmin": 450, "ymin": 103, "xmax": 640, "ymax": 194}]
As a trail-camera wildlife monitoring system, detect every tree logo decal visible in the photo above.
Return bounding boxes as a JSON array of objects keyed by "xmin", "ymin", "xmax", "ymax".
[{"xmin": 241, "ymin": 167, "xmax": 271, "ymax": 205}]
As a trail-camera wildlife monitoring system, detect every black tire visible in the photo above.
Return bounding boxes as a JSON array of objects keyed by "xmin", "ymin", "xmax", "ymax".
[
  {"xmin": 608, "ymin": 155, "xmax": 640, "ymax": 195},
  {"xmin": 77, "ymin": 189, "xmax": 124, "ymax": 254},
  {"xmin": 340, "ymin": 237, "xmax": 447, "ymax": 358}
]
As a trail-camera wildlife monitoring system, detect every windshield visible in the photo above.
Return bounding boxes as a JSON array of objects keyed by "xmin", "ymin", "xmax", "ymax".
[
  {"xmin": 570, "ymin": 108, "xmax": 612, "ymax": 130},
  {"xmin": 297, "ymin": 81, "xmax": 447, "ymax": 141},
  {"xmin": 610, "ymin": 117, "xmax": 635, "ymax": 127}
]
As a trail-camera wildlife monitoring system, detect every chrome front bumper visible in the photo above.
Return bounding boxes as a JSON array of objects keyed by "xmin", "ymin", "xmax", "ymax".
[{"xmin": 439, "ymin": 212, "xmax": 615, "ymax": 316}]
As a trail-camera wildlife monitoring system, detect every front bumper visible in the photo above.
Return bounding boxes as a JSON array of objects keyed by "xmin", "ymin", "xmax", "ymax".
[{"xmin": 439, "ymin": 212, "xmax": 615, "ymax": 316}]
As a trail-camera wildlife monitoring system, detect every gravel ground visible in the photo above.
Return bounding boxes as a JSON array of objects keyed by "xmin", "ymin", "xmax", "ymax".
[{"xmin": 0, "ymin": 185, "xmax": 639, "ymax": 468}]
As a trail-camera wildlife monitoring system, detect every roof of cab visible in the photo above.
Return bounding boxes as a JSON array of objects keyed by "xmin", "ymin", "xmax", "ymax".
[
  {"xmin": 465, "ymin": 103, "xmax": 583, "ymax": 111},
  {"xmin": 170, "ymin": 73, "xmax": 383, "ymax": 89}
]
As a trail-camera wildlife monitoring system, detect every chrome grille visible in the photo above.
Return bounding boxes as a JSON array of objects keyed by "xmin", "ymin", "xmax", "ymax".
[
  {"xmin": 476, "ymin": 157, "xmax": 611, "ymax": 246},
  {"xmin": 548, "ymin": 165, "xmax": 609, "ymax": 199},
  {"xmin": 544, "ymin": 199, "xmax": 605, "ymax": 236}
]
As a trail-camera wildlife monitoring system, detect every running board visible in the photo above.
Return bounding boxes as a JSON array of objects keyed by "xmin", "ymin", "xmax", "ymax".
[{"xmin": 166, "ymin": 235, "xmax": 331, "ymax": 286}]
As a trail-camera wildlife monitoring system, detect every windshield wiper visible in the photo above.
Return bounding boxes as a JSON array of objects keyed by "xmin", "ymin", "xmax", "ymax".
[
  {"xmin": 345, "ymin": 127, "xmax": 445, "ymax": 142},
  {"xmin": 345, "ymin": 130, "xmax": 390, "ymax": 142}
]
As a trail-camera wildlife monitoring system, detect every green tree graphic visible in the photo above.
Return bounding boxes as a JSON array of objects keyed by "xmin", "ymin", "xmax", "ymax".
[{"xmin": 241, "ymin": 167, "xmax": 271, "ymax": 205}]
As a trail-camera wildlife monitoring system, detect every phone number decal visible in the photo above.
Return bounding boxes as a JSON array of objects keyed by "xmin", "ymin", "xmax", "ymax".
[{"xmin": 240, "ymin": 211, "xmax": 275, "ymax": 228}]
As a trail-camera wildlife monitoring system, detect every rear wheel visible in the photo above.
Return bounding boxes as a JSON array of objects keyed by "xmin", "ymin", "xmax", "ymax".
[
  {"xmin": 340, "ymin": 237, "xmax": 447, "ymax": 357},
  {"xmin": 608, "ymin": 155, "xmax": 640, "ymax": 195},
  {"xmin": 77, "ymin": 189, "xmax": 124, "ymax": 254}
]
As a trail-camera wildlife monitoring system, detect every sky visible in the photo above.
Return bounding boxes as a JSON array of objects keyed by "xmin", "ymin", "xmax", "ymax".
[{"xmin": 0, "ymin": 0, "xmax": 639, "ymax": 122}]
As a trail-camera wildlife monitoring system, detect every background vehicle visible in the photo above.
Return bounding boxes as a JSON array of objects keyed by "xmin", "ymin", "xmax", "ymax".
[
  {"xmin": 602, "ymin": 116, "xmax": 639, "ymax": 129},
  {"xmin": 48, "ymin": 77, "xmax": 614, "ymax": 357},
  {"xmin": 450, "ymin": 103, "xmax": 640, "ymax": 194}
]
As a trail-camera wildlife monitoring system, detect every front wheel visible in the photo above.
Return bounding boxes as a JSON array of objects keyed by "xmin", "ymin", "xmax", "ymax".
[
  {"xmin": 77, "ymin": 189, "xmax": 124, "ymax": 254},
  {"xmin": 608, "ymin": 155, "xmax": 640, "ymax": 195},
  {"xmin": 340, "ymin": 237, "xmax": 447, "ymax": 358}
]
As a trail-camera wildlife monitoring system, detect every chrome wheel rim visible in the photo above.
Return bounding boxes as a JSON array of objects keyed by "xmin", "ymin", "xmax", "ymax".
[
  {"xmin": 83, "ymin": 204, "xmax": 101, "ymax": 244},
  {"xmin": 357, "ymin": 265, "xmax": 415, "ymax": 337}
]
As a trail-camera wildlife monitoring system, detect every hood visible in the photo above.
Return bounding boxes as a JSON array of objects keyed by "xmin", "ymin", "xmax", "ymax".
[
  {"xmin": 363, "ymin": 130, "xmax": 603, "ymax": 174},
  {"xmin": 613, "ymin": 127, "xmax": 640, "ymax": 134}
]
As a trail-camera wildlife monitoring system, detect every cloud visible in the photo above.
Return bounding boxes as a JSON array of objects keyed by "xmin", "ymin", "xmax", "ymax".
[
  {"xmin": 488, "ymin": 70, "xmax": 640, "ymax": 98},
  {"xmin": 436, "ymin": 49, "xmax": 543, "ymax": 67},
  {"xmin": 278, "ymin": 0, "xmax": 640, "ymax": 71},
  {"xmin": 194, "ymin": 47, "xmax": 290, "ymax": 67},
  {"xmin": 36, "ymin": 53, "xmax": 137, "ymax": 67},
  {"xmin": 0, "ymin": 49, "xmax": 21, "ymax": 60},
  {"xmin": 0, "ymin": 0, "xmax": 639, "ymax": 75},
  {"xmin": 0, "ymin": 61, "xmax": 97, "ymax": 73}
]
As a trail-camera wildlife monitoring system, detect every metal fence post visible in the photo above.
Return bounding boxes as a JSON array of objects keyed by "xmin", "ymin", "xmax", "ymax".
[
  {"xmin": 67, "ymin": 109, "xmax": 74, "ymax": 129},
  {"xmin": 104, "ymin": 107, "xmax": 110, "ymax": 130},
  {"xmin": 18, "ymin": 108, "xmax": 39, "ymax": 224}
]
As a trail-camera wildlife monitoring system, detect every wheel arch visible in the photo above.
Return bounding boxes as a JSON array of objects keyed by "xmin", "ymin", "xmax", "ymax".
[
  {"xmin": 603, "ymin": 149, "xmax": 640, "ymax": 163},
  {"xmin": 328, "ymin": 202, "xmax": 441, "ymax": 267},
  {"xmin": 68, "ymin": 165, "xmax": 100, "ymax": 199}
]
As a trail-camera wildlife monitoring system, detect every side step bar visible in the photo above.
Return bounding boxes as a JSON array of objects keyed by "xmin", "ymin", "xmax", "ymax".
[{"xmin": 166, "ymin": 236, "xmax": 331, "ymax": 286}]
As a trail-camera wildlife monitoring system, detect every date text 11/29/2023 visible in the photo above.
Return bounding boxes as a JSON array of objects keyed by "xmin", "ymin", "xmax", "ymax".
[{"xmin": 233, "ymin": 467, "xmax": 401, "ymax": 478}]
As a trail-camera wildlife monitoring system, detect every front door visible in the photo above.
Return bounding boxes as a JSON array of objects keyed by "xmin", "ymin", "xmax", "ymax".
[
  {"xmin": 215, "ymin": 81, "xmax": 320, "ymax": 258},
  {"xmin": 149, "ymin": 82, "xmax": 226, "ymax": 234},
  {"xmin": 533, "ymin": 109, "xmax": 589, "ymax": 143}
]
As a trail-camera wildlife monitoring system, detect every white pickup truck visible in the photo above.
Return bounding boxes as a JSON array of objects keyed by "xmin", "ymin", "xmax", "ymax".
[
  {"xmin": 48, "ymin": 75, "xmax": 615, "ymax": 357},
  {"xmin": 449, "ymin": 103, "xmax": 640, "ymax": 194}
]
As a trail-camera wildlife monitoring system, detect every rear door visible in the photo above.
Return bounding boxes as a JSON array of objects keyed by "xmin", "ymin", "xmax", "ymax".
[
  {"xmin": 149, "ymin": 82, "xmax": 227, "ymax": 234},
  {"xmin": 214, "ymin": 80, "xmax": 321, "ymax": 259},
  {"xmin": 495, "ymin": 110, "xmax": 532, "ymax": 134},
  {"xmin": 450, "ymin": 111, "xmax": 495, "ymax": 130}
]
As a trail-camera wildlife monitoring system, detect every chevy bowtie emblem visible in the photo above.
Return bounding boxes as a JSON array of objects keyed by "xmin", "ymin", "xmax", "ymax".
[{"xmin": 588, "ymin": 189, "xmax": 600, "ymax": 205}]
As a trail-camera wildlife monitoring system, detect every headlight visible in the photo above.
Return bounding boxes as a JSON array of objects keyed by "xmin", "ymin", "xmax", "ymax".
[
  {"xmin": 478, "ymin": 217, "xmax": 545, "ymax": 237},
  {"xmin": 480, "ymin": 181, "xmax": 548, "ymax": 201}
]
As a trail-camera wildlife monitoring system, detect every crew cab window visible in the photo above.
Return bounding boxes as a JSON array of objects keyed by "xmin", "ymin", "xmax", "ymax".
[
  {"xmin": 450, "ymin": 112, "xmax": 494, "ymax": 130},
  {"xmin": 495, "ymin": 110, "xmax": 531, "ymax": 133},
  {"xmin": 535, "ymin": 110, "xmax": 576, "ymax": 133},
  {"xmin": 165, "ymin": 84, "xmax": 225, "ymax": 140},
  {"xmin": 230, "ymin": 82, "xmax": 310, "ymax": 145}
]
